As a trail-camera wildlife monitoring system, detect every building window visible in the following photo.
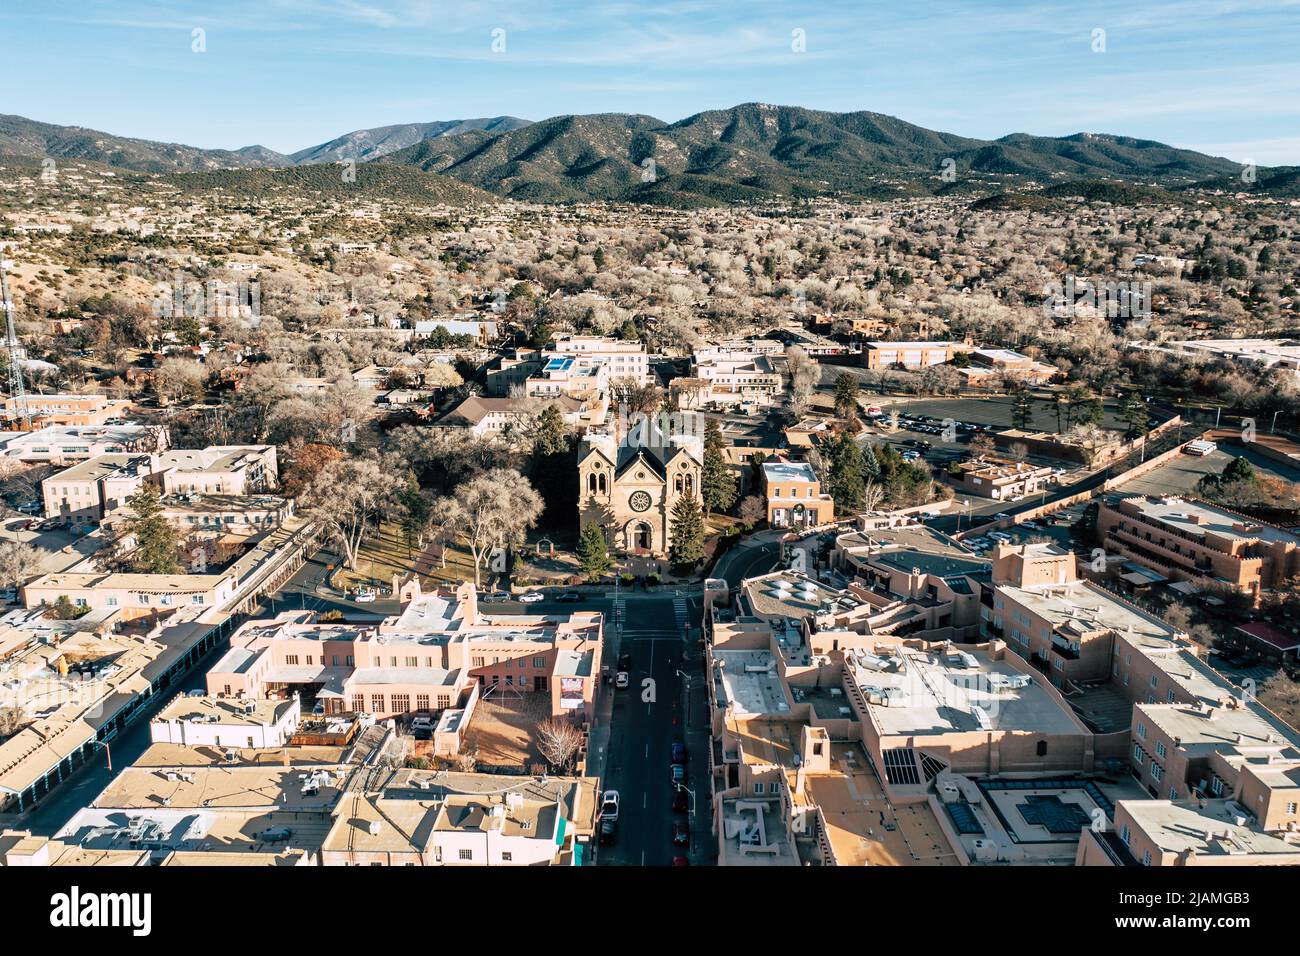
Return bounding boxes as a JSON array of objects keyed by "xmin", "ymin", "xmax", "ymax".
[
  {"xmin": 437, "ymin": 694, "xmax": 451, "ymax": 708},
  {"xmin": 391, "ymin": 695, "xmax": 410, "ymax": 713},
  {"xmin": 1133, "ymin": 744, "xmax": 1144, "ymax": 763},
  {"xmin": 1142, "ymin": 850, "xmax": 1152, "ymax": 866},
  {"xmin": 1120, "ymin": 825, "xmax": 1131, "ymax": 845},
  {"xmin": 416, "ymin": 695, "xmax": 430, "ymax": 711},
  {"xmin": 1136, "ymin": 723, "xmax": 1146, "ymax": 740},
  {"xmin": 459, "ymin": 849, "xmax": 472, "ymax": 861},
  {"xmin": 1155, "ymin": 742, "xmax": 1166, "ymax": 759},
  {"xmin": 1288, "ymin": 803, "xmax": 1297, "ymax": 815},
  {"xmin": 285, "ymin": 655, "xmax": 299, "ymax": 666},
  {"xmin": 1150, "ymin": 763, "xmax": 1162, "ymax": 783},
  {"xmin": 501, "ymin": 852, "xmax": 512, "ymax": 862},
  {"xmin": 754, "ymin": 783, "xmax": 764, "ymax": 794},
  {"xmin": 371, "ymin": 694, "xmax": 385, "ymax": 712},
  {"xmin": 352, "ymin": 695, "xmax": 365, "ymax": 712}
]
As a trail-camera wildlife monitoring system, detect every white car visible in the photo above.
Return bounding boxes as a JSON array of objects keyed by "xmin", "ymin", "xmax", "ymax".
[
  {"xmin": 354, "ymin": 589, "xmax": 376, "ymax": 603},
  {"xmin": 615, "ymin": 671, "xmax": 630, "ymax": 689},
  {"xmin": 518, "ymin": 591, "xmax": 544, "ymax": 604},
  {"xmin": 601, "ymin": 790, "xmax": 620, "ymax": 821}
]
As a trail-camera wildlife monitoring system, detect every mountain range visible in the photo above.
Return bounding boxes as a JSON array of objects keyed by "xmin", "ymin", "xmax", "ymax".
[{"xmin": 0, "ymin": 105, "xmax": 1276, "ymax": 206}]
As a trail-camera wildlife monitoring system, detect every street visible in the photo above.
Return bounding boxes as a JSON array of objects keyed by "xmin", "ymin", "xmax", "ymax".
[{"xmin": 491, "ymin": 589, "xmax": 716, "ymax": 866}]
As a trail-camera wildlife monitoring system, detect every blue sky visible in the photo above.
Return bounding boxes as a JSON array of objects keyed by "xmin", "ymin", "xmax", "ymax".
[{"xmin": 5, "ymin": 0, "xmax": 1300, "ymax": 163}]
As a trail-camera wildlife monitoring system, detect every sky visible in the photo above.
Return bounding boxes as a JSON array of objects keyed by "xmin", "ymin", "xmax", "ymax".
[{"xmin": 4, "ymin": 0, "xmax": 1300, "ymax": 164}]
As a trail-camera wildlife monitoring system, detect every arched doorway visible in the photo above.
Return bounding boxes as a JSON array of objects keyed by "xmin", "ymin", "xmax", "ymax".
[{"xmin": 630, "ymin": 521, "xmax": 652, "ymax": 553}]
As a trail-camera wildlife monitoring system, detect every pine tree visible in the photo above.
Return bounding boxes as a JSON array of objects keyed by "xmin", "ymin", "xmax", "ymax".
[
  {"xmin": 833, "ymin": 372, "xmax": 860, "ymax": 419},
  {"xmin": 668, "ymin": 494, "xmax": 705, "ymax": 568},
  {"xmin": 826, "ymin": 435, "xmax": 865, "ymax": 515},
  {"xmin": 700, "ymin": 419, "xmax": 736, "ymax": 515},
  {"xmin": 126, "ymin": 483, "xmax": 180, "ymax": 574},
  {"xmin": 534, "ymin": 404, "xmax": 568, "ymax": 457},
  {"xmin": 577, "ymin": 522, "xmax": 612, "ymax": 582},
  {"xmin": 1011, "ymin": 389, "xmax": 1034, "ymax": 431}
]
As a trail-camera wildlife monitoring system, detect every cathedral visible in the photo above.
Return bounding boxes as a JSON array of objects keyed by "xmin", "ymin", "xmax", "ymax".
[{"xmin": 577, "ymin": 429, "xmax": 703, "ymax": 556}]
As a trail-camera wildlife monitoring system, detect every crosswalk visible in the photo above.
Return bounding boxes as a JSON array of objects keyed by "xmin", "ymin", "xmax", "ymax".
[{"xmin": 673, "ymin": 594, "xmax": 690, "ymax": 632}]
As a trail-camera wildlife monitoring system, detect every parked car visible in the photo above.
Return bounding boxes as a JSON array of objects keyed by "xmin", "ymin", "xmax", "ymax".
[
  {"xmin": 670, "ymin": 764, "xmax": 686, "ymax": 786},
  {"xmin": 38, "ymin": 518, "xmax": 61, "ymax": 531},
  {"xmin": 481, "ymin": 590, "xmax": 510, "ymax": 603},
  {"xmin": 261, "ymin": 826, "xmax": 293, "ymax": 843},
  {"xmin": 671, "ymin": 741, "xmax": 687, "ymax": 765},
  {"xmin": 599, "ymin": 818, "xmax": 618, "ymax": 846},
  {"xmin": 555, "ymin": 591, "xmax": 583, "ymax": 603},
  {"xmin": 617, "ymin": 653, "xmax": 632, "ymax": 671},
  {"xmin": 15, "ymin": 501, "xmax": 41, "ymax": 514},
  {"xmin": 615, "ymin": 671, "xmax": 630, "ymax": 689},
  {"xmin": 518, "ymin": 591, "xmax": 545, "ymax": 604},
  {"xmin": 672, "ymin": 820, "xmax": 690, "ymax": 847},
  {"xmin": 672, "ymin": 789, "xmax": 690, "ymax": 814},
  {"xmin": 601, "ymin": 790, "xmax": 620, "ymax": 821},
  {"xmin": 411, "ymin": 716, "xmax": 434, "ymax": 740},
  {"xmin": 354, "ymin": 589, "xmax": 376, "ymax": 603}
]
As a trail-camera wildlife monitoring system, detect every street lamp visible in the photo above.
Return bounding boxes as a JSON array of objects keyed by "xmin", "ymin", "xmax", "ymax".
[{"xmin": 675, "ymin": 669, "xmax": 692, "ymax": 725}]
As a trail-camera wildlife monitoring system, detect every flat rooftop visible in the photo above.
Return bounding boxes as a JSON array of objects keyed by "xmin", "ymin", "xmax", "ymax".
[
  {"xmin": 1124, "ymin": 798, "xmax": 1300, "ymax": 858},
  {"xmin": 155, "ymin": 695, "xmax": 294, "ymax": 727},
  {"xmin": 997, "ymin": 579, "xmax": 1182, "ymax": 645},
  {"xmin": 1115, "ymin": 494, "xmax": 1300, "ymax": 546},
  {"xmin": 714, "ymin": 650, "xmax": 790, "ymax": 716},
  {"xmin": 851, "ymin": 646, "xmax": 1086, "ymax": 737}
]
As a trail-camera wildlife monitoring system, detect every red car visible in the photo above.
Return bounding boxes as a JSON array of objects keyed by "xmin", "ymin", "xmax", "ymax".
[{"xmin": 672, "ymin": 855, "xmax": 690, "ymax": 866}]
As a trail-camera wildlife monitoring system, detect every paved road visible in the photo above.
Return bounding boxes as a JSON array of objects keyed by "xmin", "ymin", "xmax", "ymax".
[{"xmin": 490, "ymin": 589, "xmax": 715, "ymax": 866}]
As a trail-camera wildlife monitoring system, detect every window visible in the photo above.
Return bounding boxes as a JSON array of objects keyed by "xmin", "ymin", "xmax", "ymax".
[
  {"xmin": 501, "ymin": 852, "xmax": 512, "ymax": 862},
  {"xmin": 458, "ymin": 849, "xmax": 473, "ymax": 861},
  {"xmin": 1133, "ymin": 744, "xmax": 1144, "ymax": 763},
  {"xmin": 406, "ymin": 656, "xmax": 418, "ymax": 668},
  {"xmin": 352, "ymin": 695, "xmax": 365, "ymax": 712},
  {"xmin": 1288, "ymin": 803, "xmax": 1298, "ymax": 815},
  {"xmin": 416, "ymin": 695, "xmax": 430, "ymax": 711},
  {"xmin": 1155, "ymin": 742, "xmax": 1166, "ymax": 759},
  {"xmin": 391, "ymin": 694, "xmax": 410, "ymax": 713},
  {"xmin": 1142, "ymin": 850, "xmax": 1152, "ymax": 866},
  {"xmin": 534, "ymin": 656, "xmax": 545, "ymax": 668},
  {"xmin": 285, "ymin": 655, "xmax": 300, "ymax": 666},
  {"xmin": 437, "ymin": 694, "xmax": 451, "ymax": 708},
  {"xmin": 753, "ymin": 783, "xmax": 764, "ymax": 794},
  {"xmin": 1120, "ymin": 824, "xmax": 1131, "ymax": 845},
  {"xmin": 371, "ymin": 694, "xmax": 385, "ymax": 712},
  {"xmin": 1170, "ymin": 788, "xmax": 1178, "ymax": 801},
  {"xmin": 1136, "ymin": 723, "xmax": 1147, "ymax": 740},
  {"xmin": 1150, "ymin": 763, "xmax": 1163, "ymax": 783}
]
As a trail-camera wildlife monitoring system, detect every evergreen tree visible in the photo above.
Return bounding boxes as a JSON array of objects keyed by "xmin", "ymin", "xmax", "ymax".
[
  {"xmin": 534, "ymin": 404, "xmax": 568, "ymax": 457},
  {"xmin": 125, "ymin": 483, "xmax": 180, "ymax": 574},
  {"xmin": 826, "ymin": 435, "xmax": 865, "ymax": 515},
  {"xmin": 1011, "ymin": 389, "xmax": 1034, "ymax": 431},
  {"xmin": 700, "ymin": 419, "xmax": 737, "ymax": 514},
  {"xmin": 833, "ymin": 372, "xmax": 860, "ymax": 419},
  {"xmin": 1119, "ymin": 390, "xmax": 1148, "ymax": 439},
  {"xmin": 861, "ymin": 443, "xmax": 881, "ymax": 483},
  {"xmin": 668, "ymin": 494, "xmax": 705, "ymax": 568},
  {"xmin": 577, "ymin": 522, "xmax": 612, "ymax": 582},
  {"xmin": 397, "ymin": 478, "xmax": 431, "ymax": 555}
]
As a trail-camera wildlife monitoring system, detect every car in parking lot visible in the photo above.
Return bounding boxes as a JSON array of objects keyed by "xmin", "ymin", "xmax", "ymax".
[
  {"xmin": 261, "ymin": 826, "xmax": 293, "ymax": 843},
  {"xmin": 354, "ymin": 589, "xmax": 376, "ymax": 603},
  {"xmin": 38, "ymin": 518, "xmax": 62, "ymax": 531},
  {"xmin": 1021, "ymin": 521, "xmax": 1039, "ymax": 530},
  {"xmin": 411, "ymin": 716, "xmax": 434, "ymax": 740},
  {"xmin": 518, "ymin": 591, "xmax": 545, "ymax": 604},
  {"xmin": 601, "ymin": 790, "xmax": 620, "ymax": 821},
  {"xmin": 989, "ymin": 531, "xmax": 1012, "ymax": 543}
]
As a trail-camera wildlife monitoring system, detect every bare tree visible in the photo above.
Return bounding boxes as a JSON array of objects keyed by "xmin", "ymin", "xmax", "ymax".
[
  {"xmin": 302, "ymin": 453, "xmax": 394, "ymax": 570},
  {"xmin": 433, "ymin": 469, "xmax": 543, "ymax": 587},
  {"xmin": 535, "ymin": 717, "xmax": 582, "ymax": 773},
  {"xmin": 0, "ymin": 540, "xmax": 49, "ymax": 590}
]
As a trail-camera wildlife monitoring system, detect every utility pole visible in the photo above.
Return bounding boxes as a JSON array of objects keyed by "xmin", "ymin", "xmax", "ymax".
[{"xmin": 0, "ymin": 255, "xmax": 30, "ymax": 429}]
